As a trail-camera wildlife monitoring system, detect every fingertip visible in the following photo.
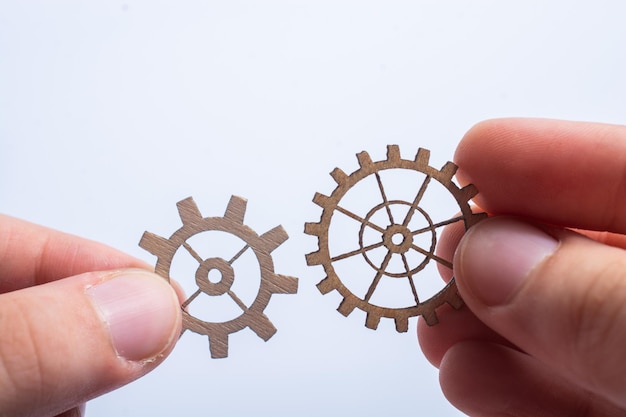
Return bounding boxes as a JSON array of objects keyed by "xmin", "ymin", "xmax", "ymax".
[
  {"xmin": 417, "ymin": 308, "xmax": 450, "ymax": 368},
  {"xmin": 438, "ymin": 342, "xmax": 515, "ymax": 416},
  {"xmin": 453, "ymin": 216, "xmax": 558, "ymax": 307},
  {"xmin": 417, "ymin": 304, "xmax": 512, "ymax": 368},
  {"xmin": 87, "ymin": 269, "xmax": 183, "ymax": 362},
  {"xmin": 455, "ymin": 118, "xmax": 511, "ymax": 165}
]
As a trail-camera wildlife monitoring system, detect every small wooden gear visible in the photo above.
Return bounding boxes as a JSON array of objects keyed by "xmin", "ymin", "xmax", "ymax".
[
  {"xmin": 305, "ymin": 145, "xmax": 486, "ymax": 331},
  {"xmin": 140, "ymin": 196, "xmax": 298, "ymax": 358}
]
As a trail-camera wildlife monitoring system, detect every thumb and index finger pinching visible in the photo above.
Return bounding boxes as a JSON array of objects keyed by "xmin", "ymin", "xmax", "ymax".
[
  {"xmin": 448, "ymin": 118, "xmax": 626, "ymax": 409},
  {"xmin": 0, "ymin": 217, "xmax": 183, "ymax": 417}
]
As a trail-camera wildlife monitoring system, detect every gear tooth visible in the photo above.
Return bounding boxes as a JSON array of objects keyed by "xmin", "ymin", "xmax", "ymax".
[
  {"xmin": 415, "ymin": 147, "xmax": 431, "ymax": 165},
  {"xmin": 365, "ymin": 311, "xmax": 381, "ymax": 329},
  {"xmin": 139, "ymin": 231, "xmax": 172, "ymax": 258},
  {"xmin": 459, "ymin": 183, "xmax": 479, "ymax": 200},
  {"xmin": 312, "ymin": 192, "xmax": 332, "ymax": 208},
  {"xmin": 447, "ymin": 289, "xmax": 464, "ymax": 310},
  {"xmin": 421, "ymin": 311, "xmax": 439, "ymax": 326},
  {"xmin": 304, "ymin": 221, "xmax": 323, "ymax": 236},
  {"xmin": 248, "ymin": 314, "xmax": 277, "ymax": 341},
  {"xmin": 177, "ymin": 197, "xmax": 203, "ymax": 225},
  {"xmin": 316, "ymin": 277, "xmax": 335, "ymax": 294},
  {"xmin": 208, "ymin": 332, "xmax": 229, "ymax": 359},
  {"xmin": 268, "ymin": 274, "xmax": 299, "ymax": 294},
  {"xmin": 386, "ymin": 144, "xmax": 401, "ymax": 162},
  {"xmin": 440, "ymin": 161, "xmax": 458, "ymax": 181},
  {"xmin": 305, "ymin": 250, "xmax": 324, "ymax": 266},
  {"xmin": 330, "ymin": 167, "xmax": 349, "ymax": 185},
  {"xmin": 259, "ymin": 225, "xmax": 288, "ymax": 252},
  {"xmin": 224, "ymin": 195, "xmax": 247, "ymax": 224},
  {"xmin": 394, "ymin": 316, "xmax": 409, "ymax": 333},
  {"xmin": 337, "ymin": 297, "xmax": 357, "ymax": 317},
  {"xmin": 356, "ymin": 151, "xmax": 373, "ymax": 168}
]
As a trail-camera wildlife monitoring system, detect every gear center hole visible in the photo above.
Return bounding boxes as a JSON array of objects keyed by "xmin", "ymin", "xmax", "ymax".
[
  {"xmin": 208, "ymin": 268, "xmax": 222, "ymax": 284},
  {"xmin": 391, "ymin": 232, "xmax": 405, "ymax": 245}
]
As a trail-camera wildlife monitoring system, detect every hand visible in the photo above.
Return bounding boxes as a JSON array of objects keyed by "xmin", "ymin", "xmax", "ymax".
[
  {"xmin": 418, "ymin": 119, "xmax": 626, "ymax": 416},
  {"xmin": 0, "ymin": 215, "xmax": 182, "ymax": 417}
]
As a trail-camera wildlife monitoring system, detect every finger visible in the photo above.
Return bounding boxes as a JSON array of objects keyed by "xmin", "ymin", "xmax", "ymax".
[
  {"xmin": 0, "ymin": 214, "xmax": 149, "ymax": 292},
  {"xmin": 575, "ymin": 229, "xmax": 626, "ymax": 250},
  {"xmin": 454, "ymin": 216, "xmax": 626, "ymax": 409},
  {"xmin": 455, "ymin": 118, "xmax": 626, "ymax": 234},
  {"xmin": 0, "ymin": 269, "xmax": 182, "ymax": 417},
  {"xmin": 417, "ymin": 304, "xmax": 511, "ymax": 368},
  {"xmin": 420, "ymin": 218, "xmax": 513, "ymax": 368},
  {"xmin": 440, "ymin": 341, "xmax": 624, "ymax": 416}
]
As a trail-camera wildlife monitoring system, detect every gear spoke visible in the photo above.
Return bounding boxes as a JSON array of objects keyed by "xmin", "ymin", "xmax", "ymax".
[
  {"xmin": 411, "ymin": 215, "xmax": 465, "ymax": 236},
  {"xmin": 336, "ymin": 205, "xmax": 386, "ymax": 233},
  {"xmin": 401, "ymin": 253, "xmax": 420, "ymax": 305},
  {"xmin": 375, "ymin": 172, "xmax": 395, "ymax": 225},
  {"xmin": 228, "ymin": 289, "xmax": 248, "ymax": 312},
  {"xmin": 402, "ymin": 175, "xmax": 431, "ymax": 226},
  {"xmin": 364, "ymin": 250, "xmax": 393, "ymax": 302},
  {"xmin": 331, "ymin": 240, "xmax": 386, "ymax": 262},
  {"xmin": 410, "ymin": 244, "xmax": 453, "ymax": 269},
  {"xmin": 183, "ymin": 242, "xmax": 204, "ymax": 264},
  {"xmin": 182, "ymin": 288, "xmax": 202, "ymax": 309},
  {"xmin": 228, "ymin": 244, "xmax": 250, "ymax": 264}
]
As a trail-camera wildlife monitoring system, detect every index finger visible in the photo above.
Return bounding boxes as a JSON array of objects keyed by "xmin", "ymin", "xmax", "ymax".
[
  {"xmin": 0, "ymin": 214, "xmax": 149, "ymax": 293},
  {"xmin": 455, "ymin": 118, "xmax": 626, "ymax": 234}
]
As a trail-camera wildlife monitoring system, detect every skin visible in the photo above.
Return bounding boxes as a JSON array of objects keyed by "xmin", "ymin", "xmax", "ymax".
[
  {"xmin": 419, "ymin": 119, "xmax": 626, "ymax": 416},
  {"xmin": 0, "ymin": 215, "xmax": 183, "ymax": 417}
]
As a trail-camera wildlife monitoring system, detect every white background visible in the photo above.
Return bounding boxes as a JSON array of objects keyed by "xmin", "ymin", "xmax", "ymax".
[{"xmin": 1, "ymin": 2, "xmax": 625, "ymax": 416}]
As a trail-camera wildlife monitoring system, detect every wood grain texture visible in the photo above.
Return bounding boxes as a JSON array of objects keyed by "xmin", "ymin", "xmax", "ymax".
[{"xmin": 140, "ymin": 196, "xmax": 298, "ymax": 358}]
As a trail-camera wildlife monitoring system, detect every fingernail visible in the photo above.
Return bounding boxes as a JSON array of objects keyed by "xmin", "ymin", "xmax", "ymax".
[
  {"xmin": 87, "ymin": 269, "xmax": 180, "ymax": 362},
  {"xmin": 455, "ymin": 217, "xmax": 558, "ymax": 306}
]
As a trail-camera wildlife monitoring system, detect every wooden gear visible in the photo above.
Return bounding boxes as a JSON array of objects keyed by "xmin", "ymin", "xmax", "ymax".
[
  {"xmin": 305, "ymin": 145, "xmax": 486, "ymax": 330},
  {"xmin": 140, "ymin": 196, "xmax": 298, "ymax": 358}
]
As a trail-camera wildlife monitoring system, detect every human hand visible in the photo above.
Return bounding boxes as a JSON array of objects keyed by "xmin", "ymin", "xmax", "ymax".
[
  {"xmin": 418, "ymin": 119, "xmax": 626, "ymax": 416},
  {"xmin": 0, "ymin": 215, "xmax": 182, "ymax": 417}
]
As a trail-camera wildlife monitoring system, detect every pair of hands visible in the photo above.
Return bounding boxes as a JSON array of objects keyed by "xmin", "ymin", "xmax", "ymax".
[{"xmin": 2, "ymin": 118, "xmax": 625, "ymax": 416}]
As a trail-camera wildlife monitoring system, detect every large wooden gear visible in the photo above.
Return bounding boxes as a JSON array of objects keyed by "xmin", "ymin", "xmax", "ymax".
[
  {"xmin": 140, "ymin": 195, "xmax": 298, "ymax": 358},
  {"xmin": 305, "ymin": 145, "xmax": 486, "ymax": 330}
]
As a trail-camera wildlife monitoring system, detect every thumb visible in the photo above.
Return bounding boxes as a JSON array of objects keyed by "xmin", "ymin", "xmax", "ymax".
[
  {"xmin": 454, "ymin": 216, "xmax": 626, "ymax": 409},
  {"xmin": 0, "ymin": 269, "xmax": 182, "ymax": 417}
]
